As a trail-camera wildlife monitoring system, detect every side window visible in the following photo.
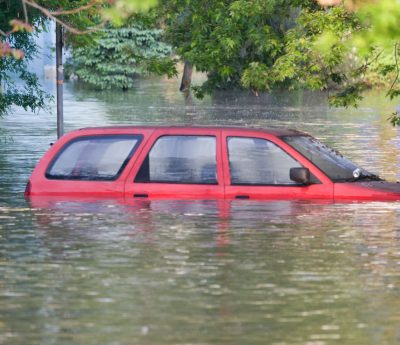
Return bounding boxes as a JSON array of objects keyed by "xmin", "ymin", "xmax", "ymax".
[
  {"xmin": 135, "ymin": 135, "xmax": 217, "ymax": 184},
  {"xmin": 228, "ymin": 137, "xmax": 302, "ymax": 185},
  {"xmin": 46, "ymin": 135, "xmax": 142, "ymax": 180}
]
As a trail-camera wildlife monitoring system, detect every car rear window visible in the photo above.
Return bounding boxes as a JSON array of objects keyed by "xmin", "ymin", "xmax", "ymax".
[{"xmin": 46, "ymin": 135, "xmax": 142, "ymax": 180}]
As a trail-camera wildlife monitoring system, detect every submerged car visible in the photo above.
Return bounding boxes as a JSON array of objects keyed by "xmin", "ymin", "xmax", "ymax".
[{"xmin": 25, "ymin": 126, "xmax": 400, "ymax": 201}]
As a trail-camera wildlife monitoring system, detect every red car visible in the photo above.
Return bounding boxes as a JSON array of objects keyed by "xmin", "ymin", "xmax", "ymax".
[{"xmin": 25, "ymin": 126, "xmax": 400, "ymax": 201}]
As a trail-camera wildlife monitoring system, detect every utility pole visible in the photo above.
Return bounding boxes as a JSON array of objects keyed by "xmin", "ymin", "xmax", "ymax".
[{"xmin": 56, "ymin": 23, "xmax": 64, "ymax": 139}]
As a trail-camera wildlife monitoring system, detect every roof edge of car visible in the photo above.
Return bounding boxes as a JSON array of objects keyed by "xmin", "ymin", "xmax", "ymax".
[{"xmin": 76, "ymin": 125, "xmax": 306, "ymax": 137}]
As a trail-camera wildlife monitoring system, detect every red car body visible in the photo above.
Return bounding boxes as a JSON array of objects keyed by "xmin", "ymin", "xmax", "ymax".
[{"xmin": 25, "ymin": 126, "xmax": 400, "ymax": 201}]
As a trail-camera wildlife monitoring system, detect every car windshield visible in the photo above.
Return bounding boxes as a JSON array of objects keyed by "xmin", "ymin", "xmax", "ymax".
[{"xmin": 281, "ymin": 135, "xmax": 377, "ymax": 182}]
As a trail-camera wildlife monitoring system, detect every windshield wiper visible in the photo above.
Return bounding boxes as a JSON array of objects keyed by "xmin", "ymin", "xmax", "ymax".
[
  {"xmin": 336, "ymin": 170, "xmax": 383, "ymax": 183},
  {"xmin": 354, "ymin": 174, "xmax": 383, "ymax": 182}
]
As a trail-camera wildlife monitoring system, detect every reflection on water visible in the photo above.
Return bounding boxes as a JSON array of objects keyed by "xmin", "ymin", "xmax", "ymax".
[
  {"xmin": 2, "ymin": 199, "xmax": 400, "ymax": 344},
  {"xmin": 1, "ymin": 76, "xmax": 400, "ymax": 344}
]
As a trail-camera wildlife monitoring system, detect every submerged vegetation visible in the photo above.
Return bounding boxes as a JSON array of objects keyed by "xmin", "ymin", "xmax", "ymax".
[{"xmin": 2, "ymin": 0, "xmax": 400, "ymax": 124}]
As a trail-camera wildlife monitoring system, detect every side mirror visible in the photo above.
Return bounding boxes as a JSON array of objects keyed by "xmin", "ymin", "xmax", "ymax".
[{"xmin": 290, "ymin": 167, "xmax": 311, "ymax": 185}]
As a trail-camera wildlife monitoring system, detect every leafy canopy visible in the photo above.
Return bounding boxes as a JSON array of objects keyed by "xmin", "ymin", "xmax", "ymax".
[{"xmin": 162, "ymin": 0, "xmax": 318, "ymax": 96}]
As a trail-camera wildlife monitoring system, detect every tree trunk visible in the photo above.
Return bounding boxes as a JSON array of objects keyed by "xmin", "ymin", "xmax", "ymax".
[{"xmin": 180, "ymin": 61, "xmax": 193, "ymax": 92}]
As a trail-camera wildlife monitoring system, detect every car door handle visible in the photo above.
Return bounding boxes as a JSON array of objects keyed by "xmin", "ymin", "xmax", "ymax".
[
  {"xmin": 235, "ymin": 195, "xmax": 250, "ymax": 199},
  {"xmin": 133, "ymin": 193, "xmax": 148, "ymax": 198}
]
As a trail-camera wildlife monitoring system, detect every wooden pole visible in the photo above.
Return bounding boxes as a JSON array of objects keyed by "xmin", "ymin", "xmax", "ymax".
[{"xmin": 56, "ymin": 23, "xmax": 64, "ymax": 139}]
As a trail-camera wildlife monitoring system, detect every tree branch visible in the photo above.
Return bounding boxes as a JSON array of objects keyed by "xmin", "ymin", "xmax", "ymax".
[
  {"xmin": 50, "ymin": 0, "xmax": 101, "ymax": 16},
  {"xmin": 387, "ymin": 42, "xmax": 399, "ymax": 95},
  {"xmin": 23, "ymin": 0, "xmax": 106, "ymax": 35},
  {"xmin": 355, "ymin": 48, "xmax": 384, "ymax": 75},
  {"xmin": 22, "ymin": 0, "xmax": 29, "ymax": 23}
]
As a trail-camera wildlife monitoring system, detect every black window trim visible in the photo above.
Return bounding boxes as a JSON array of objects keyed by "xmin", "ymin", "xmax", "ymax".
[
  {"xmin": 134, "ymin": 134, "xmax": 219, "ymax": 185},
  {"xmin": 45, "ymin": 134, "xmax": 143, "ymax": 181},
  {"xmin": 226, "ymin": 135, "xmax": 320, "ymax": 186}
]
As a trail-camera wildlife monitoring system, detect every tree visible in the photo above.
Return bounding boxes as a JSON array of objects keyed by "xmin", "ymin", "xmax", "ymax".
[
  {"xmin": 315, "ymin": 0, "xmax": 400, "ymax": 125},
  {"xmin": 268, "ymin": 5, "xmax": 366, "ymax": 107},
  {"xmin": 159, "ymin": 0, "xmax": 400, "ymax": 126},
  {"xmin": 66, "ymin": 22, "xmax": 176, "ymax": 90},
  {"xmin": 0, "ymin": 0, "xmax": 158, "ymax": 116},
  {"xmin": 4, "ymin": 0, "xmax": 400, "ymax": 127},
  {"xmin": 160, "ymin": 0, "xmax": 320, "ymax": 97},
  {"xmin": 0, "ymin": 2, "xmax": 48, "ymax": 115}
]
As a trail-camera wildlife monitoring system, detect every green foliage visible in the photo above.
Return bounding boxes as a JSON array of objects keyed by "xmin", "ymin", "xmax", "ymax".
[
  {"xmin": 349, "ymin": 0, "xmax": 400, "ymax": 54},
  {"xmin": 0, "ymin": 56, "xmax": 49, "ymax": 115},
  {"xmin": 3, "ymin": 0, "xmax": 400, "ymax": 128},
  {"xmin": 0, "ymin": 0, "xmax": 102, "ymax": 116},
  {"xmin": 103, "ymin": 0, "xmax": 158, "ymax": 26},
  {"xmin": 162, "ymin": 0, "xmax": 311, "ymax": 94},
  {"xmin": 328, "ymin": 83, "xmax": 365, "ymax": 108},
  {"xmin": 0, "ymin": 0, "xmax": 159, "ymax": 116},
  {"xmin": 66, "ymin": 24, "xmax": 176, "ymax": 90},
  {"xmin": 311, "ymin": 0, "xmax": 400, "ymax": 125},
  {"xmin": 272, "ymin": 5, "xmax": 373, "ymax": 106},
  {"xmin": 241, "ymin": 62, "xmax": 272, "ymax": 92},
  {"xmin": 0, "ymin": 1, "xmax": 50, "ymax": 115},
  {"xmin": 32, "ymin": 0, "xmax": 162, "ymax": 46},
  {"xmin": 389, "ymin": 112, "xmax": 400, "ymax": 126},
  {"xmin": 161, "ymin": 0, "xmax": 400, "ymax": 126},
  {"xmin": 160, "ymin": 0, "xmax": 366, "ymax": 97}
]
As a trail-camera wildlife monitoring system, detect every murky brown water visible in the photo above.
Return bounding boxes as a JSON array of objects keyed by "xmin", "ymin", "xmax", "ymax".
[{"xmin": 1, "ymin": 77, "xmax": 400, "ymax": 344}]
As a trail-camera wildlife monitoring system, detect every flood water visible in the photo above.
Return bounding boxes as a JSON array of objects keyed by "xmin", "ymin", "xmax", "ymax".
[{"xmin": 1, "ymin": 76, "xmax": 400, "ymax": 344}]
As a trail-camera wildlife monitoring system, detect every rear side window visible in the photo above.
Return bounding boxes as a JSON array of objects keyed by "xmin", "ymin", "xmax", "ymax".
[
  {"xmin": 135, "ymin": 135, "xmax": 217, "ymax": 184},
  {"xmin": 46, "ymin": 135, "xmax": 142, "ymax": 180},
  {"xmin": 228, "ymin": 137, "xmax": 302, "ymax": 185}
]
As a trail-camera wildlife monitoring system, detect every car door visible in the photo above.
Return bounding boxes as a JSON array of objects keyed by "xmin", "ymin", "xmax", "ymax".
[
  {"xmin": 124, "ymin": 128, "xmax": 224, "ymax": 199},
  {"xmin": 222, "ymin": 130, "xmax": 333, "ymax": 200}
]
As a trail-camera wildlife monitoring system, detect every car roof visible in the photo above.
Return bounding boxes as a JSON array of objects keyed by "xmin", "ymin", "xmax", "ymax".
[{"xmin": 77, "ymin": 125, "xmax": 305, "ymax": 137}]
